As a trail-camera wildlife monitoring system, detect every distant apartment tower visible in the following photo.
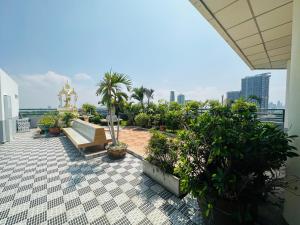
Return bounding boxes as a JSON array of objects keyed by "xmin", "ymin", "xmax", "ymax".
[
  {"xmin": 170, "ymin": 91, "xmax": 175, "ymax": 102},
  {"xmin": 241, "ymin": 73, "xmax": 270, "ymax": 109},
  {"xmin": 226, "ymin": 91, "xmax": 241, "ymax": 102},
  {"xmin": 177, "ymin": 94, "xmax": 185, "ymax": 105}
]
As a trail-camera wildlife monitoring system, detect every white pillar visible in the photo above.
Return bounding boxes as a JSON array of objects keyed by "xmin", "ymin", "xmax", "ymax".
[
  {"xmin": 284, "ymin": 60, "xmax": 291, "ymax": 129},
  {"xmin": 283, "ymin": 1, "xmax": 300, "ymax": 225}
]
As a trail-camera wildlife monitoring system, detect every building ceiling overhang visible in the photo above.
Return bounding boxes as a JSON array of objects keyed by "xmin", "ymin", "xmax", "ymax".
[{"xmin": 189, "ymin": 0, "xmax": 293, "ymax": 69}]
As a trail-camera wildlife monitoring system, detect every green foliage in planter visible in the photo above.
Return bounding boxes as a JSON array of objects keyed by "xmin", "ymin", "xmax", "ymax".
[
  {"xmin": 38, "ymin": 115, "xmax": 56, "ymax": 127},
  {"xmin": 123, "ymin": 102, "xmax": 143, "ymax": 125},
  {"xmin": 89, "ymin": 113, "xmax": 103, "ymax": 124},
  {"xmin": 82, "ymin": 103, "xmax": 97, "ymax": 115},
  {"xmin": 61, "ymin": 112, "xmax": 77, "ymax": 127},
  {"xmin": 146, "ymin": 131, "xmax": 178, "ymax": 175},
  {"xmin": 165, "ymin": 110, "xmax": 183, "ymax": 131},
  {"xmin": 175, "ymin": 100, "xmax": 298, "ymax": 224},
  {"xmin": 182, "ymin": 101, "xmax": 203, "ymax": 127},
  {"xmin": 135, "ymin": 113, "xmax": 150, "ymax": 128},
  {"xmin": 169, "ymin": 102, "xmax": 182, "ymax": 111}
]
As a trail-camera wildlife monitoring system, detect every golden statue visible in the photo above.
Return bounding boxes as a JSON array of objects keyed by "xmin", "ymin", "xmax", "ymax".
[{"xmin": 58, "ymin": 81, "xmax": 78, "ymax": 112}]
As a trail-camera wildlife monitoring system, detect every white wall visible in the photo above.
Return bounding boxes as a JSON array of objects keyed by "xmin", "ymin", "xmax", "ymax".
[{"xmin": 0, "ymin": 69, "xmax": 19, "ymax": 120}]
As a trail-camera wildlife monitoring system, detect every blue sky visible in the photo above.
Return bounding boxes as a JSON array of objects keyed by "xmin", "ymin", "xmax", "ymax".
[{"xmin": 0, "ymin": 0, "xmax": 286, "ymax": 108}]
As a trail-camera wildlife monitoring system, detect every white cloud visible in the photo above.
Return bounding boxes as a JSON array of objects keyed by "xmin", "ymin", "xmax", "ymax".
[
  {"xmin": 74, "ymin": 73, "xmax": 92, "ymax": 81},
  {"xmin": 12, "ymin": 71, "xmax": 99, "ymax": 108}
]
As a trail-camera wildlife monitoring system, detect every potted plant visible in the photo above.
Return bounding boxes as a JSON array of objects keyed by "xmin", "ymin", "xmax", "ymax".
[
  {"xmin": 61, "ymin": 112, "xmax": 77, "ymax": 127},
  {"xmin": 38, "ymin": 115, "xmax": 56, "ymax": 134},
  {"xmin": 143, "ymin": 130, "xmax": 184, "ymax": 197},
  {"xmin": 96, "ymin": 70, "xmax": 132, "ymax": 159},
  {"xmin": 49, "ymin": 113, "xmax": 61, "ymax": 135},
  {"xmin": 81, "ymin": 103, "xmax": 96, "ymax": 122},
  {"xmin": 175, "ymin": 100, "xmax": 298, "ymax": 225}
]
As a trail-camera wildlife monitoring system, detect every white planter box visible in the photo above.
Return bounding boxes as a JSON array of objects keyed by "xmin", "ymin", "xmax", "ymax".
[{"xmin": 142, "ymin": 160, "xmax": 185, "ymax": 197}]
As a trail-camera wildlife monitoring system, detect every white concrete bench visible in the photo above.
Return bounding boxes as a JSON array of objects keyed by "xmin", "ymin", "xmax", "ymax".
[{"xmin": 62, "ymin": 119, "xmax": 111, "ymax": 149}]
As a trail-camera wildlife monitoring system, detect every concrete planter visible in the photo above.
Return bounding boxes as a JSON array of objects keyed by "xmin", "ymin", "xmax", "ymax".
[{"xmin": 142, "ymin": 160, "xmax": 186, "ymax": 197}]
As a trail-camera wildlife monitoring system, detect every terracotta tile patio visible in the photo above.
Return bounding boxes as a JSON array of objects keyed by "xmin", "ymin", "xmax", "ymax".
[{"xmin": 118, "ymin": 127, "xmax": 151, "ymax": 158}]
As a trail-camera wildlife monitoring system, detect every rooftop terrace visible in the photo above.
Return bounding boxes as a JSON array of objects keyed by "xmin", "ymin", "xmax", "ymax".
[{"xmin": 0, "ymin": 131, "xmax": 201, "ymax": 225}]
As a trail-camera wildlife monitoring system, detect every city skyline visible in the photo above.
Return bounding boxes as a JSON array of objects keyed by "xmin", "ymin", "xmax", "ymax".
[
  {"xmin": 227, "ymin": 73, "xmax": 271, "ymax": 108},
  {"xmin": 0, "ymin": 0, "xmax": 286, "ymax": 108}
]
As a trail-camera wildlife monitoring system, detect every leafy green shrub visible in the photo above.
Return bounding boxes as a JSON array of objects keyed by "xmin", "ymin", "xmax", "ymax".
[
  {"xmin": 120, "ymin": 120, "xmax": 128, "ymax": 126},
  {"xmin": 82, "ymin": 103, "xmax": 97, "ymax": 115},
  {"xmin": 135, "ymin": 113, "xmax": 150, "ymax": 128},
  {"xmin": 169, "ymin": 102, "xmax": 182, "ymax": 111},
  {"xmin": 146, "ymin": 131, "xmax": 178, "ymax": 174},
  {"xmin": 89, "ymin": 113, "xmax": 103, "ymax": 124},
  {"xmin": 38, "ymin": 115, "xmax": 56, "ymax": 127},
  {"xmin": 175, "ymin": 100, "xmax": 298, "ymax": 224},
  {"xmin": 61, "ymin": 112, "xmax": 77, "ymax": 127},
  {"xmin": 123, "ymin": 102, "xmax": 143, "ymax": 126},
  {"xmin": 165, "ymin": 110, "xmax": 183, "ymax": 131},
  {"xmin": 183, "ymin": 101, "xmax": 202, "ymax": 127}
]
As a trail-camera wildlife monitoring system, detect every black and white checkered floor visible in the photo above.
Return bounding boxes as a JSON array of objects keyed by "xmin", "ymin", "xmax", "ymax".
[{"xmin": 0, "ymin": 131, "xmax": 202, "ymax": 225}]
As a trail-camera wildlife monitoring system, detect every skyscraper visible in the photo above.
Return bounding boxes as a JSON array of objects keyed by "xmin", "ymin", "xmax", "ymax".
[
  {"xmin": 170, "ymin": 91, "xmax": 175, "ymax": 102},
  {"xmin": 226, "ymin": 91, "xmax": 241, "ymax": 102},
  {"xmin": 241, "ymin": 73, "xmax": 270, "ymax": 109},
  {"xmin": 177, "ymin": 94, "xmax": 185, "ymax": 105}
]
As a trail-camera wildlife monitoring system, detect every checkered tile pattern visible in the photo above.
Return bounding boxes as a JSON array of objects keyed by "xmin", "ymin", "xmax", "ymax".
[{"xmin": 0, "ymin": 131, "xmax": 202, "ymax": 225}]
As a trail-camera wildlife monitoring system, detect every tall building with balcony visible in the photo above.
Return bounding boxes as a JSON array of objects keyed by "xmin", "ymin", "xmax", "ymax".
[
  {"xmin": 177, "ymin": 94, "xmax": 185, "ymax": 105},
  {"xmin": 241, "ymin": 73, "xmax": 270, "ymax": 109},
  {"xmin": 170, "ymin": 91, "xmax": 175, "ymax": 102},
  {"xmin": 226, "ymin": 91, "xmax": 241, "ymax": 102}
]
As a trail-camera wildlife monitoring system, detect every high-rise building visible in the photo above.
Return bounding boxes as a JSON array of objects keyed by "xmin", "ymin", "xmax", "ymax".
[
  {"xmin": 241, "ymin": 73, "xmax": 270, "ymax": 109},
  {"xmin": 226, "ymin": 91, "xmax": 241, "ymax": 102},
  {"xmin": 177, "ymin": 94, "xmax": 185, "ymax": 105},
  {"xmin": 170, "ymin": 91, "xmax": 175, "ymax": 102}
]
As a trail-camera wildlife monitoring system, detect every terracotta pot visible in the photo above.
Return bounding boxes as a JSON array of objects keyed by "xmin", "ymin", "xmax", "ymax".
[
  {"xmin": 107, "ymin": 144, "xmax": 127, "ymax": 159},
  {"xmin": 49, "ymin": 127, "xmax": 61, "ymax": 135}
]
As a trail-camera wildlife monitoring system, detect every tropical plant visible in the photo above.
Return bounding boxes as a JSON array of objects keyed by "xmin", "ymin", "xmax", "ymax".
[
  {"xmin": 38, "ymin": 115, "xmax": 56, "ymax": 127},
  {"xmin": 123, "ymin": 102, "xmax": 143, "ymax": 126},
  {"xmin": 89, "ymin": 113, "xmax": 103, "ymax": 124},
  {"xmin": 165, "ymin": 110, "xmax": 183, "ymax": 131},
  {"xmin": 183, "ymin": 101, "xmax": 202, "ymax": 127},
  {"xmin": 146, "ymin": 131, "xmax": 178, "ymax": 174},
  {"xmin": 135, "ymin": 113, "xmax": 150, "ymax": 128},
  {"xmin": 82, "ymin": 103, "xmax": 97, "ymax": 115},
  {"xmin": 61, "ymin": 112, "xmax": 77, "ymax": 127},
  {"xmin": 131, "ymin": 86, "xmax": 145, "ymax": 108},
  {"xmin": 96, "ymin": 71, "xmax": 132, "ymax": 145},
  {"xmin": 144, "ymin": 88, "xmax": 154, "ymax": 106},
  {"xmin": 169, "ymin": 101, "xmax": 182, "ymax": 111},
  {"xmin": 175, "ymin": 100, "xmax": 298, "ymax": 225}
]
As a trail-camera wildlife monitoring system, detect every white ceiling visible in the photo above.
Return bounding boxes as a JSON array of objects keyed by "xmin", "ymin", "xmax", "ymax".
[{"xmin": 190, "ymin": 0, "xmax": 293, "ymax": 69}]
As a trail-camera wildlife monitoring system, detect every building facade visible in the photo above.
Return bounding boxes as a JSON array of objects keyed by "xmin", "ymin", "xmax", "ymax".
[
  {"xmin": 226, "ymin": 91, "xmax": 241, "ymax": 102},
  {"xmin": 0, "ymin": 69, "xmax": 19, "ymax": 143},
  {"xmin": 241, "ymin": 73, "xmax": 270, "ymax": 109},
  {"xmin": 177, "ymin": 94, "xmax": 185, "ymax": 105},
  {"xmin": 170, "ymin": 91, "xmax": 175, "ymax": 102}
]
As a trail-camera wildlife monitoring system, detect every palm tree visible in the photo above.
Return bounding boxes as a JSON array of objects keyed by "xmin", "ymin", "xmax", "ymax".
[
  {"xmin": 144, "ymin": 88, "xmax": 154, "ymax": 105},
  {"xmin": 131, "ymin": 86, "xmax": 145, "ymax": 107},
  {"xmin": 96, "ymin": 71, "xmax": 131, "ymax": 145}
]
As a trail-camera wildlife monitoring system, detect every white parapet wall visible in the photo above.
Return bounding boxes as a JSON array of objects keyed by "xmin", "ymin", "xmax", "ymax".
[{"xmin": 0, "ymin": 69, "xmax": 19, "ymax": 143}]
